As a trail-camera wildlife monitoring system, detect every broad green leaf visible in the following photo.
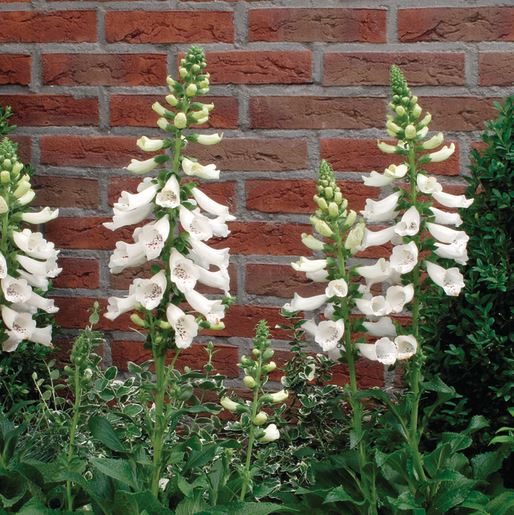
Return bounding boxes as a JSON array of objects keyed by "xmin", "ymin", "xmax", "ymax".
[
  {"xmin": 90, "ymin": 457, "xmax": 137, "ymax": 489},
  {"xmin": 88, "ymin": 415, "xmax": 126, "ymax": 452},
  {"xmin": 182, "ymin": 444, "xmax": 218, "ymax": 473},
  {"xmin": 203, "ymin": 502, "xmax": 288, "ymax": 514},
  {"xmin": 486, "ymin": 491, "xmax": 514, "ymax": 515},
  {"xmin": 471, "ymin": 451, "xmax": 504, "ymax": 480}
]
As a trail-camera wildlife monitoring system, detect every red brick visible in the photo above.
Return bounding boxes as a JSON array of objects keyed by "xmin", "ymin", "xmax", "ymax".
[
  {"xmin": 249, "ymin": 8, "xmax": 386, "ymax": 43},
  {"xmin": 32, "ymin": 176, "xmax": 99, "ymax": 208},
  {"xmin": 109, "ymin": 177, "xmax": 236, "ymax": 210},
  {"xmin": 219, "ymin": 222, "xmax": 308, "ymax": 256},
  {"xmin": 105, "ymin": 11, "xmax": 233, "ymax": 43},
  {"xmin": 246, "ymin": 179, "xmax": 378, "ymax": 214},
  {"xmin": 42, "ymin": 54, "xmax": 167, "ymax": 86},
  {"xmin": 11, "ymin": 136, "xmax": 31, "ymax": 163},
  {"xmin": 422, "ymin": 97, "xmax": 498, "ymax": 132},
  {"xmin": 191, "ymin": 139, "xmax": 307, "ymax": 171},
  {"xmin": 188, "ymin": 51, "xmax": 311, "ymax": 84},
  {"xmin": 320, "ymin": 139, "xmax": 460, "ymax": 175},
  {"xmin": 324, "ymin": 52, "xmax": 465, "ymax": 86},
  {"xmin": 0, "ymin": 55, "xmax": 31, "ymax": 85},
  {"xmin": 246, "ymin": 264, "xmax": 325, "ymax": 298},
  {"xmin": 479, "ymin": 53, "xmax": 514, "ymax": 86},
  {"xmin": 111, "ymin": 340, "xmax": 240, "ymax": 378},
  {"xmin": 250, "ymin": 97, "xmax": 385, "ymax": 129},
  {"xmin": 331, "ymin": 360, "xmax": 384, "ymax": 388},
  {"xmin": 110, "ymin": 95, "xmax": 238, "ymax": 129},
  {"xmin": 53, "ymin": 258, "xmax": 100, "ymax": 289},
  {"xmin": 55, "ymin": 297, "xmax": 107, "ymax": 329},
  {"xmin": 46, "ymin": 217, "xmax": 131, "ymax": 250},
  {"xmin": 0, "ymin": 11, "xmax": 96, "ymax": 43},
  {"xmin": 398, "ymin": 7, "xmax": 514, "ymax": 42},
  {"xmin": 40, "ymin": 136, "xmax": 140, "ymax": 167},
  {"xmin": 0, "ymin": 95, "xmax": 98, "ymax": 127}
]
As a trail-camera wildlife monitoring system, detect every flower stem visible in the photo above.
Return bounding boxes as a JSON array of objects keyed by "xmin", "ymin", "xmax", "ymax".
[{"xmin": 66, "ymin": 368, "xmax": 82, "ymax": 512}]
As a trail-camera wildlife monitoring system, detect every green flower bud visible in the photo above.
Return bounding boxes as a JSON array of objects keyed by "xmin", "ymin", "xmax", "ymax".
[
  {"xmin": 324, "ymin": 186, "xmax": 334, "ymax": 199},
  {"xmin": 1, "ymin": 171, "xmax": 10, "ymax": 184},
  {"xmin": 252, "ymin": 348, "xmax": 261, "ymax": 357},
  {"xmin": 174, "ymin": 112, "xmax": 187, "ymax": 129},
  {"xmin": 13, "ymin": 180, "xmax": 30, "ymax": 198},
  {"xmin": 346, "ymin": 209, "xmax": 357, "ymax": 227},
  {"xmin": 165, "ymin": 94, "xmax": 178, "ymax": 106},
  {"xmin": 262, "ymin": 349, "xmax": 274, "ymax": 361},
  {"xmin": 412, "ymin": 104, "xmax": 422, "ymax": 118},
  {"xmin": 11, "ymin": 162, "xmax": 23, "ymax": 176},
  {"xmin": 395, "ymin": 105, "xmax": 406, "ymax": 117},
  {"xmin": 404, "ymin": 124, "xmax": 417, "ymax": 139},
  {"xmin": 333, "ymin": 191, "xmax": 343, "ymax": 204},
  {"xmin": 315, "ymin": 219, "xmax": 333, "ymax": 238},
  {"xmin": 179, "ymin": 67, "xmax": 188, "ymax": 79},
  {"xmin": 130, "ymin": 313, "xmax": 147, "ymax": 328},
  {"xmin": 159, "ymin": 320, "xmax": 171, "ymax": 330},
  {"xmin": 263, "ymin": 361, "xmax": 276, "ymax": 373},
  {"xmin": 243, "ymin": 376, "xmax": 257, "ymax": 388},
  {"xmin": 314, "ymin": 195, "xmax": 328, "ymax": 210},
  {"xmin": 328, "ymin": 202, "xmax": 339, "ymax": 218},
  {"xmin": 186, "ymin": 84, "xmax": 198, "ymax": 97},
  {"xmin": 192, "ymin": 64, "xmax": 201, "ymax": 73},
  {"xmin": 166, "ymin": 76, "xmax": 176, "ymax": 88},
  {"xmin": 345, "ymin": 222, "xmax": 365, "ymax": 254},
  {"xmin": 254, "ymin": 411, "xmax": 268, "ymax": 426},
  {"xmin": 0, "ymin": 197, "xmax": 8, "ymax": 214},
  {"xmin": 301, "ymin": 233, "xmax": 324, "ymax": 251},
  {"xmin": 2, "ymin": 159, "xmax": 11, "ymax": 170}
]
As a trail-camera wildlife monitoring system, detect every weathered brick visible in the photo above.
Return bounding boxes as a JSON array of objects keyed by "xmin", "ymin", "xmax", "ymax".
[
  {"xmin": 55, "ymin": 297, "xmax": 107, "ymax": 329},
  {"xmin": 111, "ymin": 340, "xmax": 240, "ymax": 377},
  {"xmin": 0, "ymin": 95, "xmax": 98, "ymax": 127},
  {"xmin": 105, "ymin": 11, "xmax": 233, "ymax": 43},
  {"xmin": 110, "ymin": 95, "xmax": 238, "ymax": 129},
  {"xmin": 324, "ymin": 52, "xmax": 465, "ymax": 86},
  {"xmin": 331, "ymin": 360, "xmax": 384, "ymax": 388},
  {"xmin": 32, "ymin": 176, "xmax": 99, "ymax": 208},
  {"xmin": 190, "ymin": 51, "xmax": 312, "ymax": 84},
  {"xmin": 250, "ymin": 97, "xmax": 385, "ymax": 129},
  {"xmin": 0, "ymin": 55, "xmax": 31, "ymax": 85},
  {"xmin": 246, "ymin": 179, "xmax": 378, "ymax": 213},
  {"xmin": 11, "ymin": 136, "xmax": 31, "ymax": 163},
  {"xmin": 249, "ymin": 8, "xmax": 386, "ymax": 42},
  {"xmin": 53, "ymin": 258, "xmax": 100, "ymax": 289},
  {"xmin": 246, "ymin": 264, "xmax": 324, "ymax": 298},
  {"xmin": 479, "ymin": 53, "xmax": 514, "ymax": 86},
  {"xmin": 398, "ymin": 7, "xmax": 514, "ymax": 42},
  {"xmin": 42, "ymin": 54, "xmax": 167, "ymax": 86},
  {"xmin": 320, "ymin": 139, "xmax": 460, "ymax": 175},
  {"xmin": 191, "ymin": 139, "xmax": 308, "ymax": 171},
  {"xmin": 0, "ymin": 11, "xmax": 96, "ymax": 43},
  {"xmin": 40, "ymin": 136, "xmax": 140, "ymax": 167}
]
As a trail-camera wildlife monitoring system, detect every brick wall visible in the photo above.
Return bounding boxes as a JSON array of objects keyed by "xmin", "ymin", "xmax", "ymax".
[{"xmin": 1, "ymin": 0, "xmax": 513, "ymax": 388}]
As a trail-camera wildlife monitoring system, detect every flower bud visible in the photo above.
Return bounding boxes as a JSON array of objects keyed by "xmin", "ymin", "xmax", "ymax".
[
  {"xmin": 314, "ymin": 195, "xmax": 328, "ymax": 210},
  {"xmin": 269, "ymin": 390, "xmax": 288, "ymax": 403},
  {"xmin": 192, "ymin": 64, "xmax": 201, "ymax": 73},
  {"xmin": 13, "ymin": 180, "xmax": 30, "ymax": 198},
  {"xmin": 83, "ymin": 368, "xmax": 93, "ymax": 381},
  {"xmin": 418, "ymin": 112, "xmax": 432, "ymax": 127},
  {"xmin": 377, "ymin": 141, "xmax": 397, "ymax": 154},
  {"xmin": 327, "ymin": 202, "xmax": 338, "ymax": 218},
  {"xmin": 130, "ymin": 313, "xmax": 147, "ymax": 328},
  {"xmin": 179, "ymin": 67, "xmax": 188, "ymax": 79},
  {"xmin": 254, "ymin": 411, "xmax": 268, "ymax": 426},
  {"xmin": 258, "ymin": 424, "xmax": 280, "ymax": 443},
  {"xmin": 195, "ymin": 116, "xmax": 209, "ymax": 125},
  {"xmin": 345, "ymin": 209, "xmax": 357, "ymax": 227},
  {"xmin": 220, "ymin": 396, "xmax": 241, "ymax": 413},
  {"xmin": 404, "ymin": 124, "xmax": 417, "ymax": 139},
  {"xmin": 174, "ymin": 112, "xmax": 187, "ymax": 129},
  {"xmin": 422, "ymin": 132, "xmax": 444, "ymax": 150},
  {"xmin": 194, "ymin": 133, "xmax": 222, "ymax": 145},
  {"xmin": 186, "ymin": 84, "xmax": 198, "ymax": 97},
  {"xmin": 165, "ymin": 94, "xmax": 178, "ymax": 106},
  {"xmin": 301, "ymin": 233, "xmax": 324, "ymax": 251},
  {"xmin": 324, "ymin": 186, "xmax": 334, "ymax": 199},
  {"xmin": 159, "ymin": 320, "xmax": 171, "ymax": 330},
  {"xmin": 243, "ymin": 376, "xmax": 257, "ymax": 388},
  {"xmin": 152, "ymin": 102, "xmax": 168, "ymax": 117},
  {"xmin": 263, "ymin": 361, "xmax": 276, "ymax": 373},
  {"xmin": 252, "ymin": 348, "xmax": 261, "ymax": 357},
  {"xmin": 2, "ymin": 159, "xmax": 11, "ymax": 170},
  {"xmin": 334, "ymin": 191, "xmax": 343, "ymax": 204},
  {"xmin": 166, "ymin": 76, "xmax": 176, "ymax": 88},
  {"xmin": 1, "ymin": 171, "xmax": 10, "ymax": 184},
  {"xmin": 198, "ymin": 79, "xmax": 209, "ymax": 89},
  {"xmin": 314, "ymin": 219, "xmax": 333, "ymax": 238},
  {"xmin": 345, "ymin": 222, "xmax": 365, "ymax": 254},
  {"xmin": 395, "ymin": 105, "xmax": 406, "ymax": 116},
  {"xmin": 11, "ymin": 162, "xmax": 23, "ymax": 176},
  {"xmin": 262, "ymin": 349, "xmax": 274, "ymax": 361},
  {"xmin": 0, "ymin": 197, "xmax": 8, "ymax": 214},
  {"xmin": 412, "ymin": 104, "xmax": 422, "ymax": 118},
  {"xmin": 386, "ymin": 120, "xmax": 401, "ymax": 134}
]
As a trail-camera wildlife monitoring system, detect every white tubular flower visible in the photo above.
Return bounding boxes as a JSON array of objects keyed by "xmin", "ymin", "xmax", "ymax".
[
  {"xmin": 2, "ymin": 334, "xmax": 22, "ymax": 353},
  {"xmin": 0, "ymin": 252, "xmax": 7, "ymax": 279},
  {"xmin": 259, "ymin": 424, "xmax": 280, "ymax": 443},
  {"xmin": 395, "ymin": 206, "xmax": 420, "ymax": 237},
  {"xmin": 104, "ymin": 294, "xmax": 138, "ymax": 321},
  {"xmin": 283, "ymin": 293, "xmax": 327, "ymax": 313},
  {"xmin": 358, "ymin": 226, "xmax": 396, "ymax": 251},
  {"xmin": 196, "ymin": 133, "xmax": 223, "ymax": 146},
  {"xmin": 137, "ymin": 136, "xmax": 165, "ymax": 152},
  {"xmin": 103, "ymin": 204, "xmax": 154, "ymax": 231},
  {"xmin": 2, "ymin": 306, "xmax": 36, "ymax": 341},
  {"xmin": 169, "ymin": 249, "xmax": 199, "ymax": 293},
  {"xmin": 432, "ymin": 191, "xmax": 474, "ymax": 209},
  {"xmin": 363, "ymin": 317, "xmax": 397, "ymax": 337},
  {"xmin": 269, "ymin": 390, "xmax": 289, "ymax": 403},
  {"xmin": 390, "ymin": 241, "xmax": 418, "ymax": 274},
  {"xmin": 184, "ymin": 289, "xmax": 225, "ymax": 324},
  {"xmin": 188, "ymin": 238, "xmax": 229, "ymax": 269},
  {"xmin": 325, "ymin": 279, "xmax": 348, "ymax": 298},
  {"xmin": 434, "ymin": 241, "xmax": 469, "ymax": 265},
  {"xmin": 417, "ymin": 126, "xmax": 429, "ymax": 139},
  {"xmin": 356, "ymin": 258, "xmax": 392, "ymax": 287},
  {"xmin": 109, "ymin": 241, "xmax": 147, "ymax": 274},
  {"xmin": 416, "ymin": 174, "xmax": 442, "ymax": 195},
  {"xmin": 17, "ymin": 190, "xmax": 36, "ymax": 206},
  {"xmin": 17, "ymin": 269, "xmax": 49, "ymax": 291},
  {"xmin": 355, "ymin": 296, "xmax": 389, "ymax": 317},
  {"xmin": 0, "ymin": 197, "xmax": 8, "ymax": 214},
  {"xmin": 385, "ymin": 284, "xmax": 414, "ymax": 313},
  {"xmin": 377, "ymin": 141, "xmax": 399, "ymax": 154},
  {"xmin": 133, "ymin": 216, "xmax": 170, "ymax": 260},
  {"xmin": 429, "ymin": 207, "xmax": 463, "ymax": 227},
  {"xmin": 30, "ymin": 326, "xmax": 53, "ymax": 347},
  {"xmin": 1, "ymin": 275, "xmax": 32, "ymax": 304},
  {"xmin": 27, "ymin": 291, "xmax": 58, "ymax": 314},
  {"xmin": 166, "ymin": 304, "xmax": 198, "ymax": 349},
  {"xmin": 314, "ymin": 319, "xmax": 345, "ymax": 352},
  {"xmin": 191, "ymin": 187, "xmax": 232, "ymax": 219},
  {"xmin": 361, "ymin": 192, "xmax": 401, "ymax": 222},
  {"xmin": 395, "ymin": 335, "xmax": 417, "ymax": 360},
  {"xmin": 362, "ymin": 163, "xmax": 408, "ymax": 187},
  {"xmin": 16, "ymin": 254, "xmax": 61, "ymax": 278},
  {"xmin": 421, "ymin": 132, "xmax": 444, "ymax": 150},
  {"xmin": 358, "ymin": 337, "xmax": 397, "ymax": 365},
  {"xmin": 179, "ymin": 206, "xmax": 213, "ymax": 241},
  {"xmin": 426, "ymin": 222, "xmax": 469, "ymax": 245},
  {"xmin": 306, "ymin": 269, "xmax": 329, "ymax": 282},
  {"xmin": 114, "ymin": 181, "xmax": 159, "ymax": 211},
  {"xmin": 220, "ymin": 396, "xmax": 240, "ymax": 413},
  {"xmin": 21, "ymin": 207, "xmax": 59, "ymax": 225},
  {"xmin": 182, "ymin": 158, "xmax": 220, "ymax": 180},
  {"xmin": 208, "ymin": 216, "xmax": 232, "ymax": 238},
  {"xmin": 12, "ymin": 229, "xmax": 56, "ymax": 260},
  {"xmin": 425, "ymin": 261, "xmax": 465, "ymax": 297},
  {"xmin": 427, "ymin": 143, "xmax": 455, "ymax": 163},
  {"xmin": 196, "ymin": 265, "xmax": 230, "ymax": 294},
  {"xmin": 291, "ymin": 257, "xmax": 327, "ymax": 273},
  {"xmin": 301, "ymin": 233, "xmax": 324, "ymax": 251},
  {"xmin": 131, "ymin": 270, "xmax": 167, "ymax": 310},
  {"xmin": 155, "ymin": 175, "xmax": 181, "ymax": 209},
  {"xmin": 126, "ymin": 157, "xmax": 159, "ymax": 175}
]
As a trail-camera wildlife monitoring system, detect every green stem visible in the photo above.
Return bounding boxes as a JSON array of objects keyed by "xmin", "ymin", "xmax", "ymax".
[{"xmin": 66, "ymin": 369, "xmax": 82, "ymax": 512}]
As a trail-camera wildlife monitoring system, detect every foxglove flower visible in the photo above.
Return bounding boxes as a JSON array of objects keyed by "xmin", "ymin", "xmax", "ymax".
[
  {"xmin": 425, "ymin": 261, "xmax": 464, "ymax": 296},
  {"xmin": 361, "ymin": 192, "xmax": 401, "ymax": 222}
]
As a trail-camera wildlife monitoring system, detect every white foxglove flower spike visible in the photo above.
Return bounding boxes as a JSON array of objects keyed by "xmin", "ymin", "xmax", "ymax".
[
  {"xmin": 155, "ymin": 175, "xmax": 181, "ymax": 209},
  {"xmin": 363, "ymin": 317, "xmax": 397, "ymax": 338},
  {"xmin": 432, "ymin": 191, "xmax": 473, "ymax": 209},
  {"xmin": 126, "ymin": 157, "xmax": 160, "ymax": 175},
  {"xmin": 21, "ymin": 207, "xmax": 59, "ymax": 225},
  {"xmin": 166, "ymin": 304, "xmax": 198, "ymax": 349},
  {"xmin": 361, "ymin": 192, "xmax": 401, "ymax": 222},
  {"xmin": 395, "ymin": 206, "xmax": 420, "ymax": 237},
  {"xmin": 429, "ymin": 207, "xmax": 463, "ymax": 227},
  {"xmin": 390, "ymin": 241, "xmax": 418, "ymax": 274},
  {"xmin": 182, "ymin": 158, "xmax": 220, "ymax": 180},
  {"xmin": 425, "ymin": 261, "xmax": 465, "ymax": 296},
  {"xmin": 283, "ymin": 293, "xmax": 327, "ymax": 313},
  {"xmin": 291, "ymin": 257, "xmax": 327, "ymax": 273}
]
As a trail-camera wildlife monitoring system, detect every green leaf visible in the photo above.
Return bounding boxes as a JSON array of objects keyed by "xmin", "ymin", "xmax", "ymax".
[
  {"xmin": 471, "ymin": 451, "xmax": 504, "ymax": 480},
  {"xmin": 486, "ymin": 491, "xmax": 514, "ymax": 515},
  {"xmin": 323, "ymin": 485, "xmax": 363, "ymax": 505},
  {"xmin": 90, "ymin": 457, "xmax": 137, "ymax": 489},
  {"xmin": 88, "ymin": 415, "xmax": 126, "ymax": 453},
  {"xmin": 112, "ymin": 490, "xmax": 139, "ymax": 515},
  {"xmin": 182, "ymin": 444, "xmax": 218, "ymax": 473},
  {"xmin": 203, "ymin": 502, "xmax": 288, "ymax": 514}
]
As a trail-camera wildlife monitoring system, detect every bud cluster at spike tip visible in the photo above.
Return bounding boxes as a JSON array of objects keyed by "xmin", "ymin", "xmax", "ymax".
[
  {"xmin": 356, "ymin": 65, "xmax": 473, "ymax": 366},
  {"xmin": 0, "ymin": 137, "xmax": 61, "ymax": 352},
  {"xmin": 104, "ymin": 47, "xmax": 234, "ymax": 350}
]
